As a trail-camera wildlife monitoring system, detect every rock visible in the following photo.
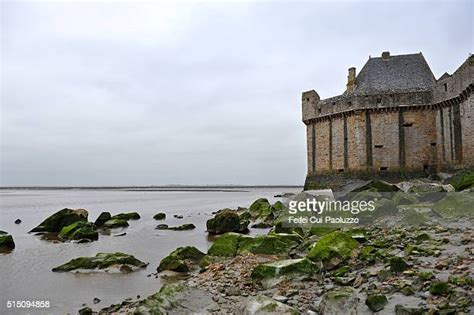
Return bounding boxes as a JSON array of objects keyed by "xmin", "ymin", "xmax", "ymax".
[
  {"xmin": 318, "ymin": 287, "xmax": 359, "ymax": 315},
  {"xmin": 198, "ymin": 255, "xmax": 225, "ymax": 269},
  {"xmin": 394, "ymin": 304, "xmax": 424, "ymax": 315},
  {"xmin": 352, "ymin": 180, "xmax": 400, "ymax": 193},
  {"xmin": 207, "ymin": 233, "xmax": 301, "ymax": 257},
  {"xmin": 93, "ymin": 297, "xmax": 101, "ymax": 304},
  {"xmin": 153, "ymin": 213, "xmax": 166, "ymax": 220},
  {"xmin": 238, "ymin": 234, "xmax": 301, "ymax": 256},
  {"xmin": 157, "ymin": 246, "xmax": 205, "ymax": 272},
  {"xmin": 14, "ymin": 219, "xmax": 21, "ymax": 224},
  {"xmin": 206, "ymin": 209, "xmax": 249, "ymax": 234},
  {"xmin": 389, "ymin": 257, "xmax": 409, "ymax": 273},
  {"xmin": 446, "ymin": 169, "xmax": 474, "ymax": 191},
  {"xmin": 249, "ymin": 198, "xmax": 272, "ymax": 218},
  {"xmin": 103, "ymin": 219, "xmax": 129, "ymax": 229},
  {"xmin": 307, "ymin": 231, "xmax": 359, "ymax": 270},
  {"xmin": 52, "ymin": 252, "xmax": 147, "ymax": 272},
  {"xmin": 59, "ymin": 221, "xmax": 98, "ymax": 241},
  {"xmin": 78, "ymin": 306, "xmax": 94, "ymax": 315},
  {"xmin": 251, "ymin": 258, "xmax": 317, "ymax": 280},
  {"xmin": 167, "ymin": 223, "xmax": 196, "ymax": 231},
  {"xmin": 429, "ymin": 281, "xmax": 450, "ymax": 296},
  {"xmin": 100, "ymin": 283, "xmax": 218, "ymax": 314},
  {"xmin": 174, "ymin": 214, "xmax": 183, "ymax": 219},
  {"xmin": 0, "ymin": 231, "xmax": 15, "ymax": 252},
  {"xmin": 155, "ymin": 224, "xmax": 169, "ymax": 230},
  {"xmin": 365, "ymin": 294, "xmax": 388, "ymax": 312},
  {"xmin": 242, "ymin": 296, "xmax": 297, "ymax": 315},
  {"xmin": 113, "ymin": 232, "xmax": 126, "ymax": 237},
  {"xmin": 400, "ymin": 287, "xmax": 415, "ymax": 296},
  {"xmin": 110, "ymin": 212, "xmax": 140, "ymax": 221},
  {"xmin": 30, "ymin": 208, "xmax": 88, "ymax": 233},
  {"xmin": 432, "ymin": 192, "xmax": 474, "ymax": 219},
  {"xmin": 94, "ymin": 212, "xmax": 111, "ymax": 227}
]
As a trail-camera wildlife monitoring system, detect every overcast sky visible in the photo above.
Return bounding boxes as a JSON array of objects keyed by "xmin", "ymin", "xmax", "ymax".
[{"xmin": 1, "ymin": 0, "xmax": 472, "ymax": 186}]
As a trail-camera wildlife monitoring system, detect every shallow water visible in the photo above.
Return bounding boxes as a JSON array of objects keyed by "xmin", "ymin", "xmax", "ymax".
[{"xmin": 0, "ymin": 188, "xmax": 300, "ymax": 314}]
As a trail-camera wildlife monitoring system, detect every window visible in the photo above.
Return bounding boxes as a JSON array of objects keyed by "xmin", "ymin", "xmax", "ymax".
[
  {"xmin": 347, "ymin": 101, "xmax": 352, "ymax": 106},
  {"xmin": 318, "ymin": 108, "xmax": 322, "ymax": 114},
  {"xmin": 376, "ymin": 98, "xmax": 382, "ymax": 104},
  {"xmin": 444, "ymin": 83, "xmax": 448, "ymax": 92},
  {"xmin": 423, "ymin": 165, "xmax": 429, "ymax": 170},
  {"xmin": 380, "ymin": 167, "xmax": 388, "ymax": 171},
  {"xmin": 337, "ymin": 169, "xmax": 344, "ymax": 173},
  {"xmin": 332, "ymin": 102, "xmax": 336, "ymax": 106},
  {"xmin": 374, "ymin": 145, "xmax": 383, "ymax": 148},
  {"xmin": 403, "ymin": 123, "xmax": 413, "ymax": 127},
  {"xmin": 430, "ymin": 142, "xmax": 437, "ymax": 146}
]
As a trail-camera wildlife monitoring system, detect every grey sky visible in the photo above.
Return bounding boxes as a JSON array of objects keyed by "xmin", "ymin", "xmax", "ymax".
[{"xmin": 1, "ymin": 0, "xmax": 472, "ymax": 186}]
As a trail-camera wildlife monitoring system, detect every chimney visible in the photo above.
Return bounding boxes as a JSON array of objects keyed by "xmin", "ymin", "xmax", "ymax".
[
  {"xmin": 346, "ymin": 67, "xmax": 356, "ymax": 92},
  {"xmin": 382, "ymin": 51, "xmax": 390, "ymax": 60}
]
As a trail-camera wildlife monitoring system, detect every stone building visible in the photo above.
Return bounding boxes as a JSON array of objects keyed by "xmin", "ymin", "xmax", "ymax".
[{"xmin": 302, "ymin": 51, "xmax": 473, "ymax": 189}]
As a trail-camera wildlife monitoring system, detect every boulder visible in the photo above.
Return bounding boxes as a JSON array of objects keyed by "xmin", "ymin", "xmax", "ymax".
[
  {"xmin": 318, "ymin": 287, "xmax": 359, "ymax": 315},
  {"xmin": 0, "ymin": 231, "xmax": 15, "ymax": 252},
  {"xmin": 207, "ymin": 233, "xmax": 241, "ymax": 257},
  {"xmin": 14, "ymin": 219, "xmax": 22, "ymax": 224},
  {"xmin": 206, "ymin": 209, "xmax": 249, "ymax": 234},
  {"xmin": 110, "ymin": 212, "xmax": 140, "ymax": 221},
  {"xmin": 157, "ymin": 246, "xmax": 206, "ymax": 272},
  {"xmin": 249, "ymin": 198, "xmax": 272, "ymax": 218},
  {"xmin": 447, "ymin": 169, "xmax": 474, "ymax": 191},
  {"xmin": 30, "ymin": 208, "xmax": 88, "ymax": 233},
  {"xmin": 251, "ymin": 258, "xmax": 317, "ymax": 280},
  {"xmin": 307, "ymin": 231, "xmax": 359, "ymax": 270},
  {"xmin": 155, "ymin": 224, "xmax": 169, "ymax": 230},
  {"xmin": 99, "ymin": 283, "xmax": 218, "ymax": 314},
  {"xmin": 395, "ymin": 304, "xmax": 424, "ymax": 315},
  {"xmin": 52, "ymin": 252, "xmax": 147, "ymax": 272},
  {"xmin": 103, "ymin": 219, "xmax": 129, "ymax": 229},
  {"xmin": 59, "ymin": 221, "xmax": 98, "ymax": 241},
  {"xmin": 207, "ymin": 232, "xmax": 301, "ymax": 257},
  {"xmin": 365, "ymin": 294, "xmax": 388, "ymax": 312},
  {"xmin": 241, "ymin": 296, "xmax": 297, "ymax": 315},
  {"xmin": 94, "ymin": 212, "xmax": 111, "ymax": 227},
  {"xmin": 153, "ymin": 213, "xmax": 166, "ymax": 220}
]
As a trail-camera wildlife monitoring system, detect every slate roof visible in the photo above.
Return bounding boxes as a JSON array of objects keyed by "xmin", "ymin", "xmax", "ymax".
[{"xmin": 351, "ymin": 53, "xmax": 436, "ymax": 94}]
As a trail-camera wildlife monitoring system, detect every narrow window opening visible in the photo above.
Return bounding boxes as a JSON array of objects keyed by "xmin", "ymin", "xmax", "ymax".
[
  {"xmin": 318, "ymin": 108, "xmax": 322, "ymax": 113},
  {"xmin": 403, "ymin": 123, "xmax": 413, "ymax": 127},
  {"xmin": 337, "ymin": 169, "xmax": 344, "ymax": 173},
  {"xmin": 374, "ymin": 144, "xmax": 384, "ymax": 148},
  {"xmin": 444, "ymin": 83, "xmax": 448, "ymax": 92},
  {"xmin": 430, "ymin": 142, "xmax": 437, "ymax": 146},
  {"xmin": 347, "ymin": 101, "xmax": 352, "ymax": 106},
  {"xmin": 332, "ymin": 102, "xmax": 336, "ymax": 106},
  {"xmin": 380, "ymin": 167, "xmax": 388, "ymax": 171},
  {"xmin": 376, "ymin": 98, "xmax": 382, "ymax": 104},
  {"xmin": 423, "ymin": 165, "xmax": 429, "ymax": 170}
]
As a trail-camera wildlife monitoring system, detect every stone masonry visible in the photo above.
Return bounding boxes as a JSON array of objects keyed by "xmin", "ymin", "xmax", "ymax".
[{"xmin": 302, "ymin": 52, "xmax": 473, "ymax": 189}]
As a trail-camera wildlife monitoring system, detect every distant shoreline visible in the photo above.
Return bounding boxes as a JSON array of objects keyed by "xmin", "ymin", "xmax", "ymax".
[{"xmin": 0, "ymin": 185, "xmax": 303, "ymax": 192}]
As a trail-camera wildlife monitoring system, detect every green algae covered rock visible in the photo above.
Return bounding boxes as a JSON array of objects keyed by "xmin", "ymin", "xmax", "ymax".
[
  {"xmin": 110, "ymin": 212, "xmax": 140, "ymax": 221},
  {"xmin": 249, "ymin": 198, "xmax": 272, "ymax": 218},
  {"xmin": 319, "ymin": 287, "xmax": 359, "ymax": 314},
  {"xmin": 100, "ymin": 282, "xmax": 218, "ymax": 314},
  {"xmin": 94, "ymin": 211, "xmax": 111, "ymax": 227},
  {"xmin": 448, "ymin": 169, "xmax": 474, "ymax": 191},
  {"xmin": 206, "ymin": 209, "xmax": 249, "ymax": 234},
  {"xmin": 157, "ymin": 246, "xmax": 205, "ymax": 272},
  {"xmin": 0, "ymin": 231, "xmax": 15, "ymax": 252},
  {"xmin": 52, "ymin": 252, "xmax": 147, "ymax": 272},
  {"xmin": 30, "ymin": 208, "xmax": 88, "ymax": 233},
  {"xmin": 207, "ymin": 232, "xmax": 242, "ymax": 257},
  {"xmin": 198, "ymin": 255, "xmax": 226, "ymax": 269},
  {"xmin": 251, "ymin": 258, "xmax": 317, "ymax": 280},
  {"xmin": 365, "ymin": 294, "xmax": 388, "ymax": 312},
  {"xmin": 103, "ymin": 219, "xmax": 129, "ymax": 228},
  {"xmin": 153, "ymin": 212, "xmax": 166, "ymax": 220},
  {"xmin": 167, "ymin": 223, "xmax": 196, "ymax": 231},
  {"xmin": 207, "ymin": 232, "xmax": 301, "ymax": 257},
  {"xmin": 238, "ymin": 234, "xmax": 301, "ymax": 255},
  {"xmin": 390, "ymin": 256, "xmax": 409, "ymax": 273},
  {"xmin": 429, "ymin": 281, "xmax": 450, "ymax": 296},
  {"xmin": 307, "ymin": 231, "xmax": 358, "ymax": 269},
  {"xmin": 432, "ymin": 192, "xmax": 474, "ymax": 219},
  {"xmin": 59, "ymin": 221, "xmax": 98, "ymax": 241}
]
